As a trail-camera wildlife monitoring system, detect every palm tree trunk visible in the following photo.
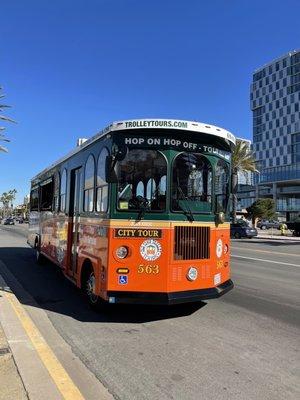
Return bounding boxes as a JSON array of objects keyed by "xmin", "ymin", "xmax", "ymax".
[{"xmin": 232, "ymin": 172, "xmax": 238, "ymax": 223}]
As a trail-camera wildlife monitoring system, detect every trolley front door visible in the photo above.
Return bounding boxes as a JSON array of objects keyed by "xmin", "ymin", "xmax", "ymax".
[{"xmin": 68, "ymin": 167, "xmax": 82, "ymax": 278}]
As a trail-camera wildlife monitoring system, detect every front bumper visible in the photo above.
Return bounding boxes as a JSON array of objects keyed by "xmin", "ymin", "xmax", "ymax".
[{"xmin": 107, "ymin": 279, "xmax": 234, "ymax": 305}]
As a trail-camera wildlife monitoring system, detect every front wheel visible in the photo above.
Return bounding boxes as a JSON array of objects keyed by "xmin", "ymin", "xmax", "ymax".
[{"xmin": 234, "ymin": 232, "xmax": 241, "ymax": 239}]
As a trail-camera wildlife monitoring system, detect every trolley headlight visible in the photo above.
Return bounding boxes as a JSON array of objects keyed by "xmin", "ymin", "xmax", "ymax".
[
  {"xmin": 216, "ymin": 212, "xmax": 225, "ymax": 224},
  {"xmin": 116, "ymin": 246, "xmax": 129, "ymax": 259},
  {"xmin": 216, "ymin": 239, "xmax": 223, "ymax": 258},
  {"xmin": 187, "ymin": 267, "xmax": 198, "ymax": 281}
]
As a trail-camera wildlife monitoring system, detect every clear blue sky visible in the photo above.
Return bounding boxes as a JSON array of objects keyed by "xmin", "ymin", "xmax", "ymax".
[{"xmin": 1, "ymin": 0, "xmax": 299, "ymax": 205}]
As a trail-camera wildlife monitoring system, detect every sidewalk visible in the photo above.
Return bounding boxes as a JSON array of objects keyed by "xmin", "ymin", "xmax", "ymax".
[
  {"xmin": 0, "ymin": 322, "xmax": 28, "ymax": 400},
  {"xmin": 0, "ymin": 261, "xmax": 114, "ymax": 400},
  {"xmin": 256, "ymin": 229, "xmax": 300, "ymax": 241}
]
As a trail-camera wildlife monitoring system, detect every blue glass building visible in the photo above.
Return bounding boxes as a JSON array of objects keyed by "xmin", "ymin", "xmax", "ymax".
[{"xmin": 250, "ymin": 50, "xmax": 300, "ymax": 220}]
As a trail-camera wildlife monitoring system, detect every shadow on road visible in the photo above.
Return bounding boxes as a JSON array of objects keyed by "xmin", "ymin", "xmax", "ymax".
[{"xmin": 0, "ymin": 246, "xmax": 205, "ymax": 324}]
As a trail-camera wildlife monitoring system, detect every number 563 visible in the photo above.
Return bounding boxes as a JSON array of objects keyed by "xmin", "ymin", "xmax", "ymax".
[{"xmin": 137, "ymin": 264, "xmax": 159, "ymax": 274}]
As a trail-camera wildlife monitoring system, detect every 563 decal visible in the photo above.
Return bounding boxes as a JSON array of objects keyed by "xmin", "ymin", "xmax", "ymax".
[{"xmin": 137, "ymin": 264, "xmax": 160, "ymax": 275}]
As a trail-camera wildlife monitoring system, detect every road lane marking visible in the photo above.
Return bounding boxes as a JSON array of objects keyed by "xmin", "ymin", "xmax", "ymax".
[
  {"xmin": 4, "ymin": 290, "xmax": 84, "ymax": 400},
  {"xmin": 232, "ymin": 255, "xmax": 300, "ymax": 268},
  {"xmin": 232, "ymin": 247, "xmax": 300, "ymax": 257}
]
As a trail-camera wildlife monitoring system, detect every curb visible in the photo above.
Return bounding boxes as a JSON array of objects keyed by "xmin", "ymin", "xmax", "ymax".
[{"xmin": 255, "ymin": 235, "xmax": 300, "ymax": 241}]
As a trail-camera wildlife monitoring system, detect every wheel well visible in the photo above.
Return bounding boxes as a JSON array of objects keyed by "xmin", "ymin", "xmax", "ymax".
[{"xmin": 80, "ymin": 259, "xmax": 93, "ymax": 289}]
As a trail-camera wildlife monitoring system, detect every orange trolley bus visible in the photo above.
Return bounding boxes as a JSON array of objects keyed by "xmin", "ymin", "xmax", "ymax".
[{"xmin": 28, "ymin": 119, "xmax": 235, "ymax": 307}]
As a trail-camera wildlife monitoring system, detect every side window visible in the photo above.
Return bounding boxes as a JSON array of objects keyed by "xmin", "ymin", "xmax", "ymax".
[
  {"xmin": 40, "ymin": 178, "xmax": 54, "ymax": 211},
  {"xmin": 146, "ymin": 178, "xmax": 156, "ymax": 200},
  {"xmin": 60, "ymin": 169, "xmax": 67, "ymax": 212},
  {"xmin": 84, "ymin": 154, "xmax": 95, "ymax": 212},
  {"xmin": 136, "ymin": 181, "xmax": 144, "ymax": 197},
  {"xmin": 53, "ymin": 172, "xmax": 60, "ymax": 212},
  {"xmin": 30, "ymin": 186, "xmax": 39, "ymax": 211},
  {"xmin": 96, "ymin": 148, "xmax": 109, "ymax": 212}
]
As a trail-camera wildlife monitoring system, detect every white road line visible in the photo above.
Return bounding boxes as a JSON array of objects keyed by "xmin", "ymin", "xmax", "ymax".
[{"xmin": 232, "ymin": 255, "xmax": 300, "ymax": 268}]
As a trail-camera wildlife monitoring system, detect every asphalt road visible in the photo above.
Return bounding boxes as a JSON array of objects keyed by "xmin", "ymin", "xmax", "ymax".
[{"xmin": 0, "ymin": 224, "xmax": 299, "ymax": 400}]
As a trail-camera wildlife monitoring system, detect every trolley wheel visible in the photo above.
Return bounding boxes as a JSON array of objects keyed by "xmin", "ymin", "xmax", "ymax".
[
  {"xmin": 234, "ymin": 232, "xmax": 241, "ymax": 239},
  {"xmin": 35, "ymin": 245, "xmax": 45, "ymax": 265},
  {"xmin": 84, "ymin": 270, "xmax": 108, "ymax": 310}
]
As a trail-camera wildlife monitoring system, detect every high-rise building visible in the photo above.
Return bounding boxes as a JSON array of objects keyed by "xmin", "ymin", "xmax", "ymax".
[{"xmin": 250, "ymin": 50, "xmax": 300, "ymax": 220}]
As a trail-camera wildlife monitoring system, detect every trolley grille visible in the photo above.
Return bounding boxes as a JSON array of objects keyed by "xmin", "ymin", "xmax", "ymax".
[{"xmin": 174, "ymin": 226, "xmax": 210, "ymax": 260}]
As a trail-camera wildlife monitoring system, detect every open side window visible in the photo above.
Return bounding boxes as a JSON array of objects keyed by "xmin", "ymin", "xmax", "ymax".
[
  {"xmin": 30, "ymin": 186, "xmax": 39, "ymax": 211},
  {"xmin": 40, "ymin": 178, "xmax": 54, "ymax": 211}
]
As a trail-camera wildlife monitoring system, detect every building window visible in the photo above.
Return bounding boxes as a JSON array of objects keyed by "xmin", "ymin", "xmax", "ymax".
[
  {"xmin": 96, "ymin": 148, "xmax": 109, "ymax": 212},
  {"xmin": 60, "ymin": 169, "xmax": 67, "ymax": 212},
  {"xmin": 84, "ymin": 155, "xmax": 95, "ymax": 212},
  {"xmin": 283, "ymin": 58, "xmax": 287, "ymax": 68}
]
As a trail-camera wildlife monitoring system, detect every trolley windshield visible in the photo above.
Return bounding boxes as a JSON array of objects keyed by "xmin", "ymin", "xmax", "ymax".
[{"xmin": 116, "ymin": 149, "xmax": 167, "ymax": 212}]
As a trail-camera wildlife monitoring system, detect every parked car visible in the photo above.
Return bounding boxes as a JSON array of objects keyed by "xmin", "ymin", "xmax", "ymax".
[
  {"xmin": 230, "ymin": 223, "xmax": 258, "ymax": 239},
  {"xmin": 257, "ymin": 220, "xmax": 281, "ymax": 230},
  {"xmin": 286, "ymin": 216, "xmax": 300, "ymax": 236},
  {"xmin": 3, "ymin": 217, "xmax": 15, "ymax": 225}
]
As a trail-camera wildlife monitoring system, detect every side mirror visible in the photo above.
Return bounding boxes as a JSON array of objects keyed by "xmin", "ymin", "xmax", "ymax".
[{"xmin": 114, "ymin": 145, "xmax": 128, "ymax": 161}]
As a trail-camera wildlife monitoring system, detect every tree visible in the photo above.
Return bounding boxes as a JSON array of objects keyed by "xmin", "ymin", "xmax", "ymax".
[
  {"xmin": 231, "ymin": 139, "xmax": 258, "ymax": 223},
  {"xmin": 246, "ymin": 198, "xmax": 276, "ymax": 226},
  {"xmin": 0, "ymin": 86, "xmax": 15, "ymax": 152},
  {"xmin": 0, "ymin": 189, "xmax": 17, "ymax": 217}
]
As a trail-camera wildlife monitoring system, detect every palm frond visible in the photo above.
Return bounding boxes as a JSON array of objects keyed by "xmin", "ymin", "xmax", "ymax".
[
  {"xmin": 0, "ymin": 115, "xmax": 16, "ymax": 123},
  {"xmin": 232, "ymin": 139, "xmax": 258, "ymax": 174}
]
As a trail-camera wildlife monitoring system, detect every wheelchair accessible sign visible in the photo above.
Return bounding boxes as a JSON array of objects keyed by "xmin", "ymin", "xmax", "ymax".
[{"xmin": 118, "ymin": 275, "xmax": 128, "ymax": 285}]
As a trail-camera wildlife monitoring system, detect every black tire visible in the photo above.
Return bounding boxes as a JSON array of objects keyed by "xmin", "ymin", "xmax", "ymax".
[
  {"xmin": 83, "ymin": 268, "xmax": 108, "ymax": 310},
  {"xmin": 35, "ymin": 247, "xmax": 46, "ymax": 265},
  {"xmin": 261, "ymin": 225, "xmax": 267, "ymax": 230},
  {"xmin": 234, "ymin": 232, "xmax": 241, "ymax": 239}
]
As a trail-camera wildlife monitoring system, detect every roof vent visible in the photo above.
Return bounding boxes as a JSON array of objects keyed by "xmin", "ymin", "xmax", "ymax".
[{"xmin": 77, "ymin": 138, "xmax": 88, "ymax": 146}]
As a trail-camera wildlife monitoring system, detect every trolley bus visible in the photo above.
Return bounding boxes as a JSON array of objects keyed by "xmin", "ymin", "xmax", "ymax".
[{"xmin": 28, "ymin": 119, "xmax": 235, "ymax": 307}]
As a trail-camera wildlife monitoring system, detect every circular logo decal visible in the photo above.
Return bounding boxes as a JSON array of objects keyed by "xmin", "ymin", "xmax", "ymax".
[
  {"xmin": 216, "ymin": 238, "xmax": 223, "ymax": 258},
  {"xmin": 140, "ymin": 239, "xmax": 162, "ymax": 261}
]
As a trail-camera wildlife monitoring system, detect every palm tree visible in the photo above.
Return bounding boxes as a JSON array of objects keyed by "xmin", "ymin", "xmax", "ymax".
[
  {"xmin": 0, "ymin": 189, "xmax": 17, "ymax": 217},
  {"xmin": 0, "ymin": 86, "xmax": 15, "ymax": 152},
  {"xmin": 231, "ymin": 139, "xmax": 258, "ymax": 223}
]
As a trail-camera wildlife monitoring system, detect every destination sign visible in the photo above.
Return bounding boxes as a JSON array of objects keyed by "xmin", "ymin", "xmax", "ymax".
[
  {"xmin": 121, "ymin": 137, "xmax": 231, "ymax": 161},
  {"xmin": 114, "ymin": 228, "xmax": 162, "ymax": 238}
]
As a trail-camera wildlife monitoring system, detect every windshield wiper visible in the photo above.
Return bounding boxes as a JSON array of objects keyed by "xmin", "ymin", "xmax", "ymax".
[
  {"xmin": 176, "ymin": 186, "xmax": 194, "ymax": 222},
  {"xmin": 133, "ymin": 196, "xmax": 150, "ymax": 221}
]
